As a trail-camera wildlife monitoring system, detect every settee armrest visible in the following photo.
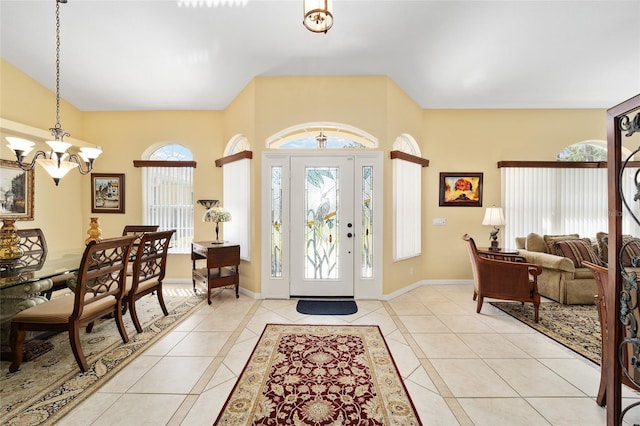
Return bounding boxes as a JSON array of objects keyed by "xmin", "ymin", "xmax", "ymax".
[{"xmin": 518, "ymin": 249, "xmax": 576, "ymax": 273}]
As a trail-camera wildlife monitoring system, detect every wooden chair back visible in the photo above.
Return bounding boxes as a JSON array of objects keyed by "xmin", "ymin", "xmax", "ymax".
[
  {"xmin": 16, "ymin": 228, "xmax": 47, "ymax": 268},
  {"xmin": 126, "ymin": 230, "xmax": 174, "ymax": 333}
]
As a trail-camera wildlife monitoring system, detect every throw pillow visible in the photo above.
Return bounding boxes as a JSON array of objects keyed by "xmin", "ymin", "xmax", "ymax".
[
  {"xmin": 622, "ymin": 236, "xmax": 640, "ymax": 267},
  {"xmin": 596, "ymin": 232, "xmax": 608, "ymax": 264},
  {"xmin": 552, "ymin": 238, "xmax": 605, "ymax": 268},
  {"xmin": 544, "ymin": 234, "xmax": 580, "ymax": 254},
  {"xmin": 525, "ymin": 233, "xmax": 547, "ymax": 253}
]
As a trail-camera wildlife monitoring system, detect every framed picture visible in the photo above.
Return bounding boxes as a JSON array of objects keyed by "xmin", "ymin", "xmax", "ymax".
[
  {"xmin": 439, "ymin": 172, "xmax": 483, "ymax": 207},
  {"xmin": 0, "ymin": 159, "xmax": 34, "ymax": 221},
  {"xmin": 91, "ymin": 173, "xmax": 125, "ymax": 214}
]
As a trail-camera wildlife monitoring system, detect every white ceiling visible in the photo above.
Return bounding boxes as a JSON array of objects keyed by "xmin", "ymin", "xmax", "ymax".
[{"xmin": 1, "ymin": 0, "xmax": 639, "ymax": 112}]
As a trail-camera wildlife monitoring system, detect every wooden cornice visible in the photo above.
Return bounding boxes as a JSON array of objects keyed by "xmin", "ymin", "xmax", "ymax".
[
  {"xmin": 390, "ymin": 150, "xmax": 429, "ymax": 167},
  {"xmin": 133, "ymin": 160, "xmax": 197, "ymax": 168},
  {"xmin": 497, "ymin": 160, "xmax": 640, "ymax": 168},
  {"xmin": 215, "ymin": 150, "xmax": 253, "ymax": 167}
]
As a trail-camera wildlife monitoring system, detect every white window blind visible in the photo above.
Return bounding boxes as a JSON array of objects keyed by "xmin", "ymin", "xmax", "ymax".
[
  {"xmin": 393, "ymin": 159, "xmax": 421, "ymax": 260},
  {"xmin": 143, "ymin": 166, "xmax": 194, "ymax": 253},
  {"xmin": 502, "ymin": 166, "xmax": 640, "ymax": 246},
  {"xmin": 223, "ymin": 158, "xmax": 250, "ymax": 260}
]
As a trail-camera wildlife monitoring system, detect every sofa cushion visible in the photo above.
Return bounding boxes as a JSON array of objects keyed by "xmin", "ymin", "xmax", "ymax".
[
  {"xmin": 622, "ymin": 236, "xmax": 640, "ymax": 267},
  {"xmin": 552, "ymin": 238, "xmax": 605, "ymax": 268},
  {"xmin": 596, "ymin": 233, "xmax": 640, "ymax": 266},
  {"xmin": 526, "ymin": 233, "xmax": 548, "ymax": 253},
  {"xmin": 596, "ymin": 231, "xmax": 608, "ymax": 263},
  {"xmin": 515, "ymin": 237, "xmax": 526, "ymax": 250},
  {"xmin": 544, "ymin": 234, "xmax": 580, "ymax": 254}
]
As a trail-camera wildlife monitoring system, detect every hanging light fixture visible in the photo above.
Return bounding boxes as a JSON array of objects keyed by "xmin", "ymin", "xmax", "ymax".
[
  {"xmin": 303, "ymin": 0, "xmax": 333, "ymax": 34},
  {"xmin": 6, "ymin": 0, "xmax": 101, "ymax": 186},
  {"xmin": 316, "ymin": 130, "xmax": 327, "ymax": 148}
]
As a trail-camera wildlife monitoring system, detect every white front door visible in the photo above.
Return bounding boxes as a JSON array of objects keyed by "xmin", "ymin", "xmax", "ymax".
[{"xmin": 289, "ymin": 156, "xmax": 354, "ymax": 297}]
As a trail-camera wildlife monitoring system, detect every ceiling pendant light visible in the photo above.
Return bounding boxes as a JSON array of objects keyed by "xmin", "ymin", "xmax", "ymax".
[
  {"xmin": 6, "ymin": 0, "xmax": 101, "ymax": 186},
  {"xmin": 303, "ymin": 0, "xmax": 333, "ymax": 34}
]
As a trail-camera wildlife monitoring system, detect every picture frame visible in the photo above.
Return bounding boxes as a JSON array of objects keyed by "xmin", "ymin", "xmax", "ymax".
[
  {"xmin": 439, "ymin": 172, "xmax": 483, "ymax": 207},
  {"xmin": 91, "ymin": 173, "xmax": 125, "ymax": 214},
  {"xmin": 0, "ymin": 159, "xmax": 34, "ymax": 220}
]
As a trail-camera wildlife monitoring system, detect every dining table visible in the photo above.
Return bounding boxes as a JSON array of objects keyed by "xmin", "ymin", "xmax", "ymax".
[{"xmin": 0, "ymin": 248, "xmax": 84, "ymax": 360}]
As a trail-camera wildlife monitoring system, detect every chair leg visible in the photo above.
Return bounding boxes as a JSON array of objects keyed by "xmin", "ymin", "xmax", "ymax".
[
  {"xmin": 235, "ymin": 284, "xmax": 239, "ymax": 299},
  {"xmin": 473, "ymin": 290, "xmax": 478, "ymax": 301},
  {"xmin": 533, "ymin": 302, "xmax": 540, "ymax": 323},
  {"xmin": 129, "ymin": 296, "xmax": 143, "ymax": 333},
  {"xmin": 156, "ymin": 285, "xmax": 169, "ymax": 316},
  {"xmin": 86, "ymin": 321, "xmax": 94, "ymax": 333},
  {"xmin": 69, "ymin": 323, "xmax": 89, "ymax": 372},
  {"xmin": 476, "ymin": 295, "xmax": 484, "ymax": 313},
  {"xmin": 596, "ymin": 375, "xmax": 607, "ymax": 406},
  {"xmin": 114, "ymin": 302, "xmax": 130, "ymax": 343},
  {"xmin": 9, "ymin": 325, "xmax": 25, "ymax": 373}
]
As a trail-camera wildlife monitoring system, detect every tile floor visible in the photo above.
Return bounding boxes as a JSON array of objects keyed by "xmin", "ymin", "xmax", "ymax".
[{"xmin": 57, "ymin": 283, "xmax": 640, "ymax": 425}]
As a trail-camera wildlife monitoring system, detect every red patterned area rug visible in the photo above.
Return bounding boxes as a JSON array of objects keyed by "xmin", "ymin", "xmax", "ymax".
[{"xmin": 215, "ymin": 324, "xmax": 422, "ymax": 425}]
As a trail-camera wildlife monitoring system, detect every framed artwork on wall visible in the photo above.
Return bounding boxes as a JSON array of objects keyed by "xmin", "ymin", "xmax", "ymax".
[
  {"xmin": 91, "ymin": 173, "xmax": 125, "ymax": 214},
  {"xmin": 439, "ymin": 172, "xmax": 483, "ymax": 207},
  {"xmin": 0, "ymin": 159, "xmax": 34, "ymax": 220}
]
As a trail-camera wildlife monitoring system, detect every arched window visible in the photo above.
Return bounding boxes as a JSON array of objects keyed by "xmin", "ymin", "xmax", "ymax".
[
  {"xmin": 142, "ymin": 144, "xmax": 195, "ymax": 253},
  {"xmin": 266, "ymin": 122, "xmax": 377, "ymax": 149},
  {"xmin": 556, "ymin": 140, "xmax": 634, "ymax": 161}
]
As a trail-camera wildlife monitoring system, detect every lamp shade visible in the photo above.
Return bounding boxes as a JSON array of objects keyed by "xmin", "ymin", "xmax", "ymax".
[
  {"xmin": 482, "ymin": 207, "xmax": 505, "ymax": 227},
  {"xmin": 202, "ymin": 206, "xmax": 232, "ymax": 223}
]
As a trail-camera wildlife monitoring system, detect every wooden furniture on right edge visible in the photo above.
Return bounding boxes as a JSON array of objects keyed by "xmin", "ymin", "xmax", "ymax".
[
  {"xmin": 582, "ymin": 260, "xmax": 640, "ymax": 407},
  {"xmin": 191, "ymin": 241, "xmax": 240, "ymax": 305},
  {"xmin": 463, "ymin": 234, "xmax": 543, "ymax": 322}
]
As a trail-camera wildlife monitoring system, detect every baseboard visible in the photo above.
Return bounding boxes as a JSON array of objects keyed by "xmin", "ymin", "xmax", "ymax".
[{"xmin": 381, "ymin": 279, "xmax": 474, "ymax": 301}]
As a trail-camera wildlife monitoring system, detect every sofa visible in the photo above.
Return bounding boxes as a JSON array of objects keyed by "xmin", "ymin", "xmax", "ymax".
[{"xmin": 515, "ymin": 232, "xmax": 640, "ymax": 305}]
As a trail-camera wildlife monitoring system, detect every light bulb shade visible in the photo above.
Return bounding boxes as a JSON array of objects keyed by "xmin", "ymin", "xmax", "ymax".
[
  {"xmin": 36, "ymin": 158, "xmax": 78, "ymax": 179},
  {"xmin": 6, "ymin": 137, "xmax": 35, "ymax": 155},
  {"xmin": 46, "ymin": 140, "xmax": 72, "ymax": 154},
  {"xmin": 79, "ymin": 146, "xmax": 102, "ymax": 159},
  {"xmin": 202, "ymin": 206, "xmax": 232, "ymax": 223},
  {"xmin": 303, "ymin": 0, "xmax": 333, "ymax": 33},
  {"xmin": 482, "ymin": 207, "xmax": 505, "ymax": 226}
]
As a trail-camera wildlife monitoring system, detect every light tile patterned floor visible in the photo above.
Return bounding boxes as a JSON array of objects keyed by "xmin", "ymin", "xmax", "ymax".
[{"xmin": 57, "ymin": 284, "xmax": 640, "ymax": 425}]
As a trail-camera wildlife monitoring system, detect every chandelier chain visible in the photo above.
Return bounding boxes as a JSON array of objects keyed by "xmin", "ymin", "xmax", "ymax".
[{"xmin": 54, "ymin": 0, "xmax": 62, "ymax": 130}]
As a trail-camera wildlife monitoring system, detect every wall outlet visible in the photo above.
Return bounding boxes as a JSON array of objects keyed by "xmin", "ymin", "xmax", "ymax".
[{"xmin": 433, "ymin": 218, "xmax": 446, "ymax": 226}]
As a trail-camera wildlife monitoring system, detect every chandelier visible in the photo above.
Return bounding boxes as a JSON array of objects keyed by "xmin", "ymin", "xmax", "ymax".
[
  {"xmin": 6, "ymin": 0, "xmax": 101, "ymax": 186},
  {"xmin": 303, "ymin": 0, "xmax": 333, "ymax": 34}
]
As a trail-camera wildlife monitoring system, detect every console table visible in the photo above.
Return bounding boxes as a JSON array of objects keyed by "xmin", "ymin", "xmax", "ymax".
[{"xmin": 191, "ymin": 241, "xmax": 240, "ymax": 305}]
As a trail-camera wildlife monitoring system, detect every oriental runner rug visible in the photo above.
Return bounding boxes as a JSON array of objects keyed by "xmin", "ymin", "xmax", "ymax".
[
  {"xmin": 490, "ymin": 301, "xmax": 601, "ymax": 365},
  {"xmin": 0, "ymin": 286, "xmax": 205, "ymax": 426},
  {"xmin": 215, "ymin": 324, "xmax": 422, "ymax": 425}
]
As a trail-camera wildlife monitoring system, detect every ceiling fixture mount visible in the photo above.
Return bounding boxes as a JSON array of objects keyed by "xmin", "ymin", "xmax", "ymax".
[
  {"xmin": 303, "ymin": 0, "xmax": 333, "ymax": 34},
  {"xmin": 6, "ymin": 0, "xmax": 101, "ymax": 186}
]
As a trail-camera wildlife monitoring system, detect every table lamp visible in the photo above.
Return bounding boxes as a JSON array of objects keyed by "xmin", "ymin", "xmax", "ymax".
[
  {"xmin": 203, "ymin": 206, "xmax": 232, "ymax": 244},
  {"xmin": 482, "ymin": 207, "xmax": 505, "ymax": 250}
]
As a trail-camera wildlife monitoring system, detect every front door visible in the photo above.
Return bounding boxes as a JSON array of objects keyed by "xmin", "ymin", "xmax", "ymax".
[{"xmin": 289, "ymin": 156, "xmax": 354, "ymax": 297}]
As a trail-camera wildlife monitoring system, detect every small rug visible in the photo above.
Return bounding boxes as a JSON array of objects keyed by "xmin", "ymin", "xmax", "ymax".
[
  {"xmin": 0, "ymin": 287, "xmax": 205, "ymax": 425},
  {"xmin": 215, "ymin": 324, "xmax": 422, "ymax": 425},
  {"xmin": 490, "ymin": 301, "xmax": 601, "ymax": 364},
  {"xmin": 296, "ymin": 299, "xmax": 358, "ymax": 315}
]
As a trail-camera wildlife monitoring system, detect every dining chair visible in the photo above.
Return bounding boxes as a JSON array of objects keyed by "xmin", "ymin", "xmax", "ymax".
[
  {"xmin": 122, "ymin": 225, "xmax": 159, "ymax": 273},
  {"xmin": 125, "ymin": 230, "xmax": 174, "ymax": 333},
  {"xmin": 16, "ymin": 228, "xmax": 73, "ymax": 300},
  {"xmin": 9, "ymin": 235, "xmax": 136, "ymax": 373},
  {"xmin": 463, "ymin": 233, "xmax": 543, "ymax": 322}
]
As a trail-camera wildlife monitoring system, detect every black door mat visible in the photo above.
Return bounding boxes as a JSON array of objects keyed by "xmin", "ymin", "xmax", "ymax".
[{"xmin": 296, "ymin": 300, "xmax": 358, "ymax": 315}]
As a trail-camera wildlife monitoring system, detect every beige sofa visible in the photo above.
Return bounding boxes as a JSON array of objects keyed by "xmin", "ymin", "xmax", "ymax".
[
  {"xmin": 514, "ymin": 233, "xmax": 604, "ymax": 305},
  {"xmin": 515, "ymin": 232, "xmax": 640, "ymax": 305}
]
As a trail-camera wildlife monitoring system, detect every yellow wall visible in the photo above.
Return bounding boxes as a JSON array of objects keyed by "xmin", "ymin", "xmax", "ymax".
[{"xmin": 2, "ymin": 57, "xmax": 625, "ymax": 296}]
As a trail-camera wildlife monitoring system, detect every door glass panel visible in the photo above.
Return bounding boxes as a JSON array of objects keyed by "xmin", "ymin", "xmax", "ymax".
[
  {"xmin": 362, "ymin": 166, "xmax": 373, "ymax": 278},
  {"xmin": 271, "ymin": 166, "xmax": 282, "ymax": 278},
  {"xmin": 304, "ymin": 166, "xmax": 339, "ymax": 279}
]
